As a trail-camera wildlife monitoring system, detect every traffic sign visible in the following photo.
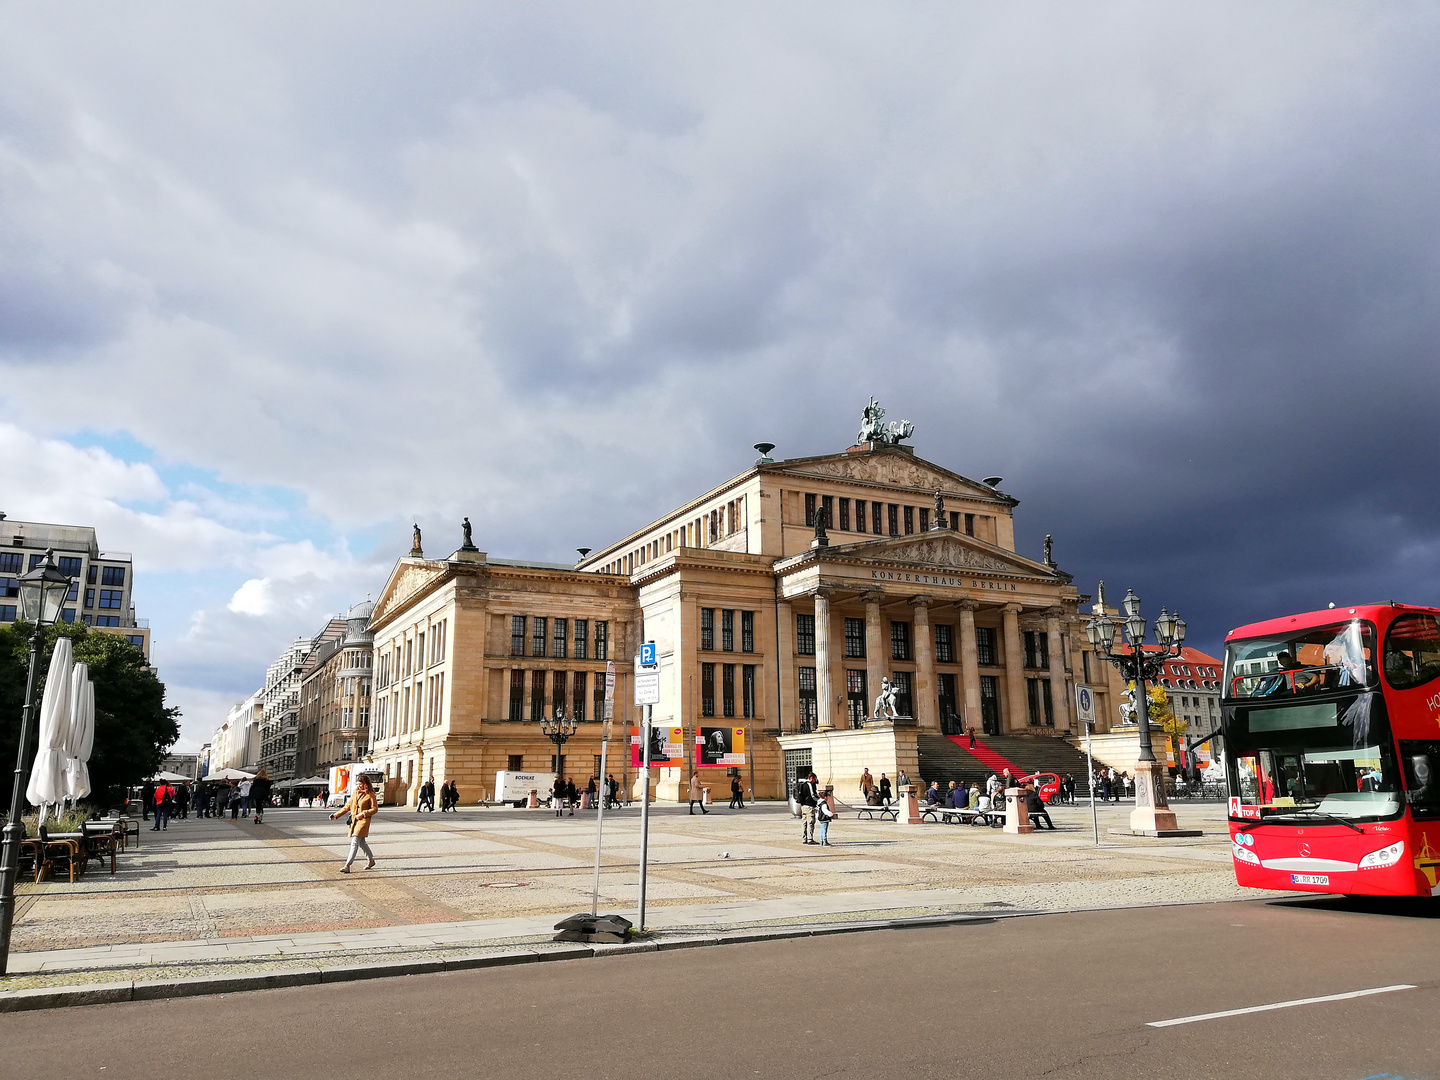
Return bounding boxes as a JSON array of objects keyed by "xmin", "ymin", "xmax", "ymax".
[
  {"xmin": 639, "ymin": 642, "xmax": 658, "ymax": 668},
  {"xmin": 634, "ymin": 672, "xmax": 659, "ymax": 705},
  {"xmin": 605, "ymin": 660, "xmax": 616, "ymax": 701},
  {"xmin": 1075, "ymin": 684, "xmax": 1096, "ymax": 726}
]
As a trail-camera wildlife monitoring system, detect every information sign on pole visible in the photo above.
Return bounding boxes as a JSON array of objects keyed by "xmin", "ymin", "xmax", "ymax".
[
  {"xmin": 1075, "ymin": 684, "xmax": 1100, "ymax": 846},
  {"xmin": 639, "ymin": 642, "xmax": 658, "ymax": 668},
  {"xmin": 1075, "ymin": 684, "xmax": 1096, "ymax": 726}
]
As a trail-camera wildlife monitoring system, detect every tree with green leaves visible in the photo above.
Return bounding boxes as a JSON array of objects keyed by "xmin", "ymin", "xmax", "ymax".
[{"xmin": 1, "ymin": 622, "xmax": 179, "ymax": 810}]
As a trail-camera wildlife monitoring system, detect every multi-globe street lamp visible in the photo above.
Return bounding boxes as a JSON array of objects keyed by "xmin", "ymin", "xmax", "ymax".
[
  {"xmin": 0, "ymin": 550, "xmax": 75, "ymax": 974},
  {"xmin": 541, "ymin": 710, "xmax": 578, "ymax": 781},
  {"xmin": 1085, "ymin": 587, "xmax": 1196, "ymax": 836}
]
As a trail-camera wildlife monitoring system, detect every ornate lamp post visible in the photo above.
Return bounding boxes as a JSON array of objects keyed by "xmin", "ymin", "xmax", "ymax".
[
  {"xmin": 1085, "ymin": 587, "xmax": 1196, "ymax": 837},
  {"xmin": 0, "ymin": 550, "xmax": 75, "ymax": 973},
  {"xmin": 541, "ymin": 710, "xmax": 578, "ymax": 781}
]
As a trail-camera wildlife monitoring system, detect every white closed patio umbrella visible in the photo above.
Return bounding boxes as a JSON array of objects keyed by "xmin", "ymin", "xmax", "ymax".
[
  {"xmin": 25, "ymin": 636, "xmax": 73, "ymax": 824},
  {"xmin": 64, "ymin": 663, "xmax": 94, "ymax": 806}
]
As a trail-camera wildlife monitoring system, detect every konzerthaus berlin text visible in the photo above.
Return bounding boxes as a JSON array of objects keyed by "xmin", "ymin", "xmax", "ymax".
[{"xmin": 365, "ymin": 404, "xmax": 1127, "ymax": 803}]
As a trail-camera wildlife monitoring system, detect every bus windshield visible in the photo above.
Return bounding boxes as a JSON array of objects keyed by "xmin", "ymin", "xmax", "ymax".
[{"xmin": 1225, "ymin": 620, "xmax": 1375, "ymax": 700}]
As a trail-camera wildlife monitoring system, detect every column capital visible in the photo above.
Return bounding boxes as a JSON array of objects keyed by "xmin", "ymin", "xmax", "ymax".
[
  {"xmin": 957, "ymin": 598, "xmax": 980, "ymax": 612},
  {"xmin": 861, "ymin": 590, "xmax": 886, "ymax": 606},
  {"xmin": 812, "ymin": 586, "xmax": 837, "ymax": 601},
  {"xmin": 907, "ymin": 594, "xmax": 934, "ymax": 610},
  {"xmin": 1003, "ymin": 602, "xmax": 1024, "ymax": 615},
  {"xmin": 1043, "ymin": 605, "xmax": 1066, "ymax": 620}
]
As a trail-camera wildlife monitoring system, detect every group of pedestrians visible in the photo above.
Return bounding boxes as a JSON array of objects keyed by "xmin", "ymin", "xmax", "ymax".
[
  {"xmin": 794, "ymin": 771, "xmax": 837, "ymax": 845},
  {"xmin": 414, "ymin": 779, "xmax": 461, "ymax": 812},
  {"xmin": 143, "ymin": 770, "xmax": 275, "ymax": 829},
  {"xmin": 1095, "ymin": 768, "xmax": 1133, "ymax": 802},
  {"xmin": 550, "ymin": 774, "xmax": 622, "ymax": 816}
]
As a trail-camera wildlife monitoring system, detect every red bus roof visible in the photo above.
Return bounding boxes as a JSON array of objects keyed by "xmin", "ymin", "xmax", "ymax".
[{"xmin": 1225, "ymin": 603, "xmax": 1440, "ymax": 642}]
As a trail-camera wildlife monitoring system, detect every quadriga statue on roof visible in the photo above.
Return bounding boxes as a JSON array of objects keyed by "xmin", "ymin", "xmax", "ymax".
[{"xmin": 858, "ymin": 397, "xmax": 915, "ymax": 445}]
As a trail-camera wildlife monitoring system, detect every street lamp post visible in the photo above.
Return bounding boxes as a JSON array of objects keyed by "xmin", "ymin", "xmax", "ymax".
[
  {"xmin": 1085, "ymin": 587, "xmax": 1196, "ymax": 837},
  {"xmin": 540, "ymin": 710, "xmax": 578, "ymax": 790},
  {"xmin": 0, "ymin": 550, "xmax": 75, "ymax": 974}
]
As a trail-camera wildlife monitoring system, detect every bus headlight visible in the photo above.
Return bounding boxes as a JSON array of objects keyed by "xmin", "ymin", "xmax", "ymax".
[
  {"xmin": 1232, "ymin": 842, "xmax": 1260, "ymax": 865},
  {"xmin": 1358, "ymin": 841, "xmax": 1404, "ymax": 869}
]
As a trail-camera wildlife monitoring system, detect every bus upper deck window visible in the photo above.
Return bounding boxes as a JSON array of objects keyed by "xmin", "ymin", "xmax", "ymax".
[{"xmin": 1384, "ymin": 614, "xmax": 1440, "ymax": 690}]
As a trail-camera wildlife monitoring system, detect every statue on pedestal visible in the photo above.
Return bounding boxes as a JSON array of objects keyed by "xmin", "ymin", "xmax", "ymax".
[
  {"xmin": 933, "ymin": 490, "xmax": 946, "ymax": 528},
  {"xmin": 410, "ymin": 523, "xmax": 423, "ymax": 558},
  {"xmin": 872, "ymin": 677, "xmax": 900, "ymax": 721},
  {"xmin": 1043, "ymin": 534, "xmax": 1054, "ymax": 567},
  {"xmin": 857, "ymin": 397, "xmax": 916, "ymax": 446},
  {"xmin": 461, "ymin": 517, "xmax": 477, "ymax": 551}
]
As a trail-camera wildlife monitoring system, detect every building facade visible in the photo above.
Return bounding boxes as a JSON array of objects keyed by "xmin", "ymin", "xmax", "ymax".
[
  {"xmin": 365, "ymin": 411, "xmax": 1127, "ymax": 804},
  {"xmin": 0, "ymin": 514, "xmax": 151, "ymax": 660},
  {"xmin": 297, "ymin": 601, "xmax": 374, "ymax": 777},
  {"xmin": 210, "ymin": 692, "xmax": 262, "ymax": 772}
]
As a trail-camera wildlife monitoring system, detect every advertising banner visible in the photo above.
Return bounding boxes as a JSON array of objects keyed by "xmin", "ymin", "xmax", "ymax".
[
  {"xmin": 631, "ymin": 725, "xmax": 684, "ymax": 768},
  {"xmin": 695, "ymin": 726, "xmax": 746, "ymax": 768}
]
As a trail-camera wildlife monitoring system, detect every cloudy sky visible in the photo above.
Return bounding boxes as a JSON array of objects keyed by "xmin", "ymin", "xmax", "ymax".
[{"xmin": 3, "ymin": 3, "xmax": 1439, "ymax": 751}]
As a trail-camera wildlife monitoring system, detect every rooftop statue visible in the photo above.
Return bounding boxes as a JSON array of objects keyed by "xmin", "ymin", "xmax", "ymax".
[
  {"xmin": 857, "ymin": 397, "xmax": 915, "ymax": 446},
  {"xmin": 410, "ymin": 523, "xmax": 423, "ymax": 558}
]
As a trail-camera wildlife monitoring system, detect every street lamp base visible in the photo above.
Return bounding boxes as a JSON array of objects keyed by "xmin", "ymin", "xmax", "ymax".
[{"xmin": 1124, "ymin": 760, "xmax": 1201, "ymax": 837}]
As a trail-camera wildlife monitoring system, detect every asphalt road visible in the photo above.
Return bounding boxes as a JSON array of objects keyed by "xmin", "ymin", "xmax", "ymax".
[{"xmin": 4, "ymin": 896, "xmax": 1437, "ymax": 1080}]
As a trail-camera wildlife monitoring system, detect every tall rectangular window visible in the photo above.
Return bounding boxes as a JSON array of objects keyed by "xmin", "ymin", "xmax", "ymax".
[
  {"xmin": 574, "ymin": 619, "xmax": 589, "ymax": 660},
  {"xmin": 1023, "ymin": 630, "xmax": 1049, "ymax": 669},
  {"xmin": 821, "ymin": 495, "xmax": 834, "ymax": 531},
  {"xmin": 701, "ymin": 662, "xmax": 716, "ymax": 717},
  {"xmin": 509, "ymin": 670, "xmax": 524, "ymax": 721},
  {"xmin": 722, "ymin": 663, "xmax": 736, "ymax": 718},
  {"xmin": 872, "ymin": 501, "xmax": 883, "ymax": 534},
  {"xmin": 721, "ymin": 609, "xmax": 734, "ymax": 652},
  {"xmin": 804, "ymin": 492, "xmax": 817, "ymax": 527},
  {"xmin": 530, "ymin": 670, "xmax": 547, "ymax": 721},
  {"xmin": 0, "ymin": 553, "xmax": 19, "ymax": 575},
  {"xmin": 553, "ymin": 619, "xmax": 568, "ymax": 659},
  {"xmin": 934, "ymin": 624, "xmax": 955, "ymax": 664},
  {"xmin": 594, "ymin": 675, "xmax": 606, "ymax": 722},
  {"xmin": 573, "ymin": 671, "xmax": 587, "ymax": 721},
  {"xmin": 888, "ymin": 503, "xmax": 900, "ymax": 536},
  {"xmin": 700, "ymin": 608, "xmax": 715, "ymax": 650},
  {"xmin": 1082, "ymin": 650, "xmax": 1092, "ymax": 683},
  {"xmin": 938, "ymin": 673, "xmax": 957, "ymax": 731},
  {"xmin": 532, "ymin": 617, "xmax": 547, "ymax": 659},
  {"xmin": 903, "ymin": 506, "xmax": 914, "ymax": 534},
  {"xmin": 508, "ymin": 754, "xmax": 524, "ymax": 772},
  {"xmin": 980, "ymin": 675, "xmax": 1001, "ymax": 733},
  {"xmin": 595, "ymin": 621, "xmax": 609, "ymax": 661},
  {"xmin": 796, "ymin": 613, "xmax": 815, "ymax": 656},
  {"xmin": 846, "ymin": 669, "xmax": 867, "ymax": 728},
  {"xmin": 919, "ymin": 508, "xmax": 930, "ymax": 532},
  {"xmin": 838, "ymin": 498, "xmax": 851, "ymax": 531},
  {"xmin": 742, "ymin": 665, "xmax": 756, "ymax": 719},
  {"xmin": 552, "ymin": 671, "xmax": 568, "ymax": 718},
  {"xmin": 976, "ymin": 626, "xmax": 997, "ymax": 666},
  {"xmin": 798, "ymin": 667, "xmax": 817, "ymax": 731},
  {"xmin": 741, "ymin": 611, "xmax": 754, "ymax": 653},
  {"xmin": 965, "ymin": 513, "xmax": 975, "ymax": 537},
  {"xmin": 844, "ymin": 617, "xmax": 865, "ymax": 658},
  {"xmin": 855, "ymin": 500, "xmax": 867, "ymax": 533},
  {"xmin": 1027, "ymin": 678, "xmax": 1044, "ymax": 725},
  {"xmin": 890, "ymin": 621, "xmax": 911, "ymax": 661},
  {"xmin": 950, "ymin": 511, "xmax": 960, "ymax": 531},
  {"xmin": 892, "ymin": 671, "xmax": 913, "ymax": 717}
]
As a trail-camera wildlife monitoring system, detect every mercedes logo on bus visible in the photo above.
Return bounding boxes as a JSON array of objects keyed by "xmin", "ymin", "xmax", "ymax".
[{"xmin": 1299, "ymin": 843, "xmax": 1312, "ymax": 858}]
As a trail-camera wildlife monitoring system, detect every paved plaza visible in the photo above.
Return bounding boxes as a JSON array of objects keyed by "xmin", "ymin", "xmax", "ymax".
[{"xmin": 4, "ymin": 799, "xmax": 1272, "ymax": 989}]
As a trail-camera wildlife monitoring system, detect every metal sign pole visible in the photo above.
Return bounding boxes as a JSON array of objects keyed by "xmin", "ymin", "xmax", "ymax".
[
  {"xmin": 1085, "ymin": 721, "xmax": 1099, "ymax": 846},
  {"xmin": 637, "ymin": 702, "xmax": 652, "ymax": 931},
  {"xmin": 590, "ymin": 661, "xmax": 616, "ymax": 915}
]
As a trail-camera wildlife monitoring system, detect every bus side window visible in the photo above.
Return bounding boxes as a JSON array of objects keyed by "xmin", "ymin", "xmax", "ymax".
[
  {"xmin": 1384, "ymin": 614, "xmax": 1440, "ymax": 690},
  {"xmin": 1399, "ymin": 741, "xmax": 1440, "ymax": 814}
]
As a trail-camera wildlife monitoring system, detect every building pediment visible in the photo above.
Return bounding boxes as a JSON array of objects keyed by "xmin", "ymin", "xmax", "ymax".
[
  {"xmin": 783, "ymin": 532, "xmax": 1056, "ymax": 579},
  {"xmin": 774, "ymin": 448, "xmax": 1014, "ymax": 504},
  {"xmin": 370, "ymin": 559, "xmax": 451, "ymax": 626}
]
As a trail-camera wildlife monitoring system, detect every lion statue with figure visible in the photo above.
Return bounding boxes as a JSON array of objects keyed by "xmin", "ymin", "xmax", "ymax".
[{"xmin": 858, "ymin": 397, "xmax": 915, "ymax": 446}]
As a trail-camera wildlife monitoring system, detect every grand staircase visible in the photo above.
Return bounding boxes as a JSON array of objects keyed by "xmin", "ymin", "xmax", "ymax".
[{"xmin": 916, "ymin": 732, "xmax": 1096, "ymax": 792}]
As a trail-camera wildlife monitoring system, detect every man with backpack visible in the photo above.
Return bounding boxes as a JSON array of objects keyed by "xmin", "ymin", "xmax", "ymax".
[
  {"xmin": 151, "ymin": 781, "xmax": 174, "ymax": 831},
  {"xmin": 796, "ymin": 771, "xmax": 820, "ymax": 844}
]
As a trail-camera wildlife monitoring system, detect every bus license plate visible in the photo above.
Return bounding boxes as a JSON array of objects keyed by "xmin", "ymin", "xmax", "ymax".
[{"xmin": 1291, "ymin": 874, "xmax": 1329, "ymax": 885}]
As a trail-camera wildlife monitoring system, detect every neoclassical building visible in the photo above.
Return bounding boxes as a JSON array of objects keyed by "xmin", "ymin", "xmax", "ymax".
[{"xmin": 366, "ymin": 408, "xmax": 1126, "ymax": 803}]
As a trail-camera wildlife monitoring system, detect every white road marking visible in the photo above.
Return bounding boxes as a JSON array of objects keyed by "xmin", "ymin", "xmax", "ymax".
[{"xmin": 1148, "ymin": 984, "xmax": 1418, "ymax": 1027}]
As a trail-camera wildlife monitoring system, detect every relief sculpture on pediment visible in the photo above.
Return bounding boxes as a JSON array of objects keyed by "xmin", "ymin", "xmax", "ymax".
[
  {"xmin": 797, "ymin": 457, "xmax": 951, "ymax": 491},
  {"xmin": 896, "ymin": 538, "xmax": 1014, "ymax": 573}
]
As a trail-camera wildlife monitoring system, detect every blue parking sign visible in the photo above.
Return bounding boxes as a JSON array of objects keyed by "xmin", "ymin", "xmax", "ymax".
[{"xmin": 639, "ymin": 642, "xmax": 658, "ymax": 668}]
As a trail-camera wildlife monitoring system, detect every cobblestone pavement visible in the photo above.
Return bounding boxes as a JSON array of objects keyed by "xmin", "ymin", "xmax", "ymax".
[{"xmin": 3, "ymin": 799, "xmax": 1274, "ymax": 987}]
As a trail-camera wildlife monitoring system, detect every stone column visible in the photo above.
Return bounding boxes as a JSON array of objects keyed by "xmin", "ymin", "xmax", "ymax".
[
  {"xmin": 814, "ymin": 589, "xmax": 834, "ymax": 731},
  {"xmin": 910, "ymin": 596, "xmax": 937, "ymax": 730},
  {"xmin": 1046, "ymin": 608, "xmax": 1071, "ymax": 731},
  {"xmin": 1002, "ymin": 604, "xmax": 1027, "ymax": 733},
  {"xmin": 776, "ymin": 599, "xmax": 795, "ymax": 733},
  {"xmin": 864, "ymin": 592, "xmax": 885, "ymax": 719},
  {"xmin": 958, "ymin": 599, "xmax": 981, "ymax": 734}
]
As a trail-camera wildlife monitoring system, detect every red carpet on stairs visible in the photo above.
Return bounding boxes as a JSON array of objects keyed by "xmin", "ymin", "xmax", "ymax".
[{"xmin": 946, "ymin": 735, "xmax": 1023, "ymax": 777}]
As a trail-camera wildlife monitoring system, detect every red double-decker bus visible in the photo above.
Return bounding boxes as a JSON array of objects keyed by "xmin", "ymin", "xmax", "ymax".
[{"xmin": 1220, "ymin": 603, "xmax": 1440, "ymax": 898}]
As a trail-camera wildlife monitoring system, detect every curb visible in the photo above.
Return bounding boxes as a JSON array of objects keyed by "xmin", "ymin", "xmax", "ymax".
[{"xmin": 0, "ymin": 912, "xmax": 995, "ymax": 1013}]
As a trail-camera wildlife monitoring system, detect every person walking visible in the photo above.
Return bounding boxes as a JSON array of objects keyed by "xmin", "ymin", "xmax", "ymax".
[
  {"xmin": 968, "ymin": 728, "xmax": 978, "ymax": 750},
  {"xmin": 729, "ymin": 774, "xmax": 744, "ymax": 809},
  {"xmin": 250, "ymin": 770, "xmax": 273, "ymax": 824},
  {"xmin": 606, "ymin": 773, "xmax": 619, "ymax": 809},
  {"xmin": 151, "ymin": 781, "xmax": 174, "ymax": 831},
  {"xmin": 445, "ymin": 780, "xmax": 459, "ymax": 811},
  {"xmin": 175, "ymin": 784, "xmax": 190, "ymax": 820},
  {"xmin": 688, "ymin": 773, "xmax": 708, "ymax": 814},
  {"xmin": 797, "ymin": 772, "xmax": 820, "ymax": 844},
  {"xmin": 565, "ymin": 778, "xmax": 578, "ymax": 816},
  {"xmin": 331, "ymin": 774, "xmax": 378, "ymax": 873},
  {"xmin": 552, "ymin": 776, "xmax": 567, "ymax": 817},
  {"xmin": 859, "ymin": 768, "xmax": 874, "ymax": 805},
  {"xmin": 586, "ymin": 776, "xmax": 598, "ymax": 810},
  {"xmin": 878, "ymin": 772, "xmax": 892, "ymax": 806},
  {"xmin": 141, "ymin": 782, "xmax": 155, "ymax": 821},
  {"xmin": 237, "ymin": 777, "xmax": 253, "ymax": 817}
]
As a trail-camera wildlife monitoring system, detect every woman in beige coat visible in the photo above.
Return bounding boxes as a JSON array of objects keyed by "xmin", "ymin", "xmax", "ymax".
[
  {"xmin": 330, "ymin": 774, "xmax": 378, "ymax": 872},
  {"xmin": 687, "ymin": 773, "xmax": 708, "ymax": 815}
]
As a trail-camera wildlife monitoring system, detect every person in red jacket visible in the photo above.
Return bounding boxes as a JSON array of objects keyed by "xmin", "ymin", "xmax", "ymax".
[{"xmin": 151, "ymin": 783, "xmax": 174, "ymax": 831}]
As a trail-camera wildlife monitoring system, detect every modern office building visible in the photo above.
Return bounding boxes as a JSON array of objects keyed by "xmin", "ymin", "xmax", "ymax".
[
  {"xmin": 258, "ymin": 619, "xmax": 345, "ymax": 780},
  {"xmin": 0, "ymin": 514, "xmax": 151, "ymax": 660},
  {"xmin": 211, "ymin": 692, "xmax": 263, "ymax": 773}
]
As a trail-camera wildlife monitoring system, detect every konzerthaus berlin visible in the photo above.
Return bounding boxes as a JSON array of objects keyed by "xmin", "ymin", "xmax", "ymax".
[{"xmin": 366, "ymin": 405, "xmax": 1127, "ymax": 803}]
